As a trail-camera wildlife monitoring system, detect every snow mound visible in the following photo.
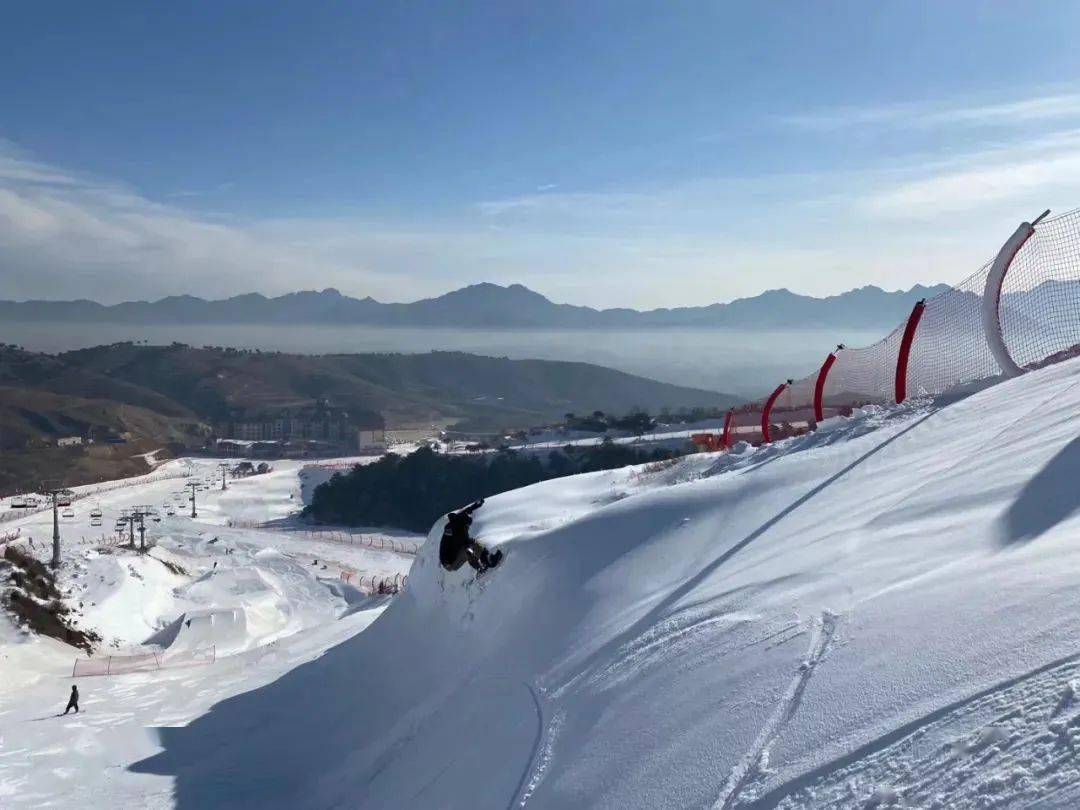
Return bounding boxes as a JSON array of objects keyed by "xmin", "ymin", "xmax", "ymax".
[
  {"xmin": 130, "ymin": 357, "xmax": 1080, "ymax": 808},
  {"xmin": 144, "ymin": 607, "xmax": 247, "ymax": 653}
]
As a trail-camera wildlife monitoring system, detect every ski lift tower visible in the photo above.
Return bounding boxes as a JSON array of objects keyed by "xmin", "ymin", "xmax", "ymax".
[
  {"xmin": 118, "ymin": 505, "xmax": 157, "ymax": 551},
  {"xmin": 129, "ymin": 505, "xmax": 157, "ymax": 551},
  {"xmin": 217, "ymin": 461, "xmax": 230, "ymax": 492},
  {"xmin": 117, "ymin": 509, "xmax": 137, "ymax": 548},
  {"xmin": 186, "ymin": 480, "xmax": 199, "ymax": 518},
  {"xmin": 37, "ymin": 481, "xmax": 75, "ymax": 570}
]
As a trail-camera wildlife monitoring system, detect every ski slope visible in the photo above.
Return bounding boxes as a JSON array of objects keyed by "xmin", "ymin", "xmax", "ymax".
[
  {"xmin": 0, "ymin": 455, "xmax": 419, "ymax": 807},
  {"xmin": 2, "ymin": 358, "xmax": 1079, "ymax": 808},
  {"xmin": 123, "ymin": 356, "xmax": 1080, "ymax": 809},
  {"xmin": 1, "ymin": 456, "xmax": 415, "ymax": 647}
]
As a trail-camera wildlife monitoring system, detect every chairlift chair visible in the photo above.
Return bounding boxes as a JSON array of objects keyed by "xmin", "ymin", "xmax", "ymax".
[{"xmin": 61, "ymin": 508, "xmax": 75, "ymax": 518}]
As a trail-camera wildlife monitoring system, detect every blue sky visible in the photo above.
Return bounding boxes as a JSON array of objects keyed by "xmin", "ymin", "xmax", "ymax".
[{"xmin": 3, "ymin": 2, "xmax": 1080, "ymax": 306}]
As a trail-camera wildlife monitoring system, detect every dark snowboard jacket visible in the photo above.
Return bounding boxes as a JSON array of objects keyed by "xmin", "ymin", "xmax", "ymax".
[{"xmin": 439, "ymin": 500, "xmax": 483, "ymax": 566}]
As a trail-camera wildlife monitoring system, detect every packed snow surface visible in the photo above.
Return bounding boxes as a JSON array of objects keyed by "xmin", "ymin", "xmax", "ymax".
[
  {"xmin": 0, "ymin": 456, "xmax": 416, "ymax": 806},
  {"xmin": 3, "ymin": 357, "xmax": 1080, "ymax": 808}
]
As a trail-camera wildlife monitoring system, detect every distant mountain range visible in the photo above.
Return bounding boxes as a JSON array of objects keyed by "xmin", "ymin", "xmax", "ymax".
[{"xmin": 0, "ymin": 282, "xmax": 952, "ymax": 330}]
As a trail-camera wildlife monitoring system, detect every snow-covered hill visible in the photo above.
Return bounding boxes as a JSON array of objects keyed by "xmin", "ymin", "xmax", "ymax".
[
  {"xmin": 127, "ymin": 356, "xmax": 1080, "ymax": 809},
  {"xmin": 0, "ymin": 456, "xmax": 419, "ymax": 806},
  {"xmin": 4, "ymin": 358, "xmax": 1080, "ymax": 808}
]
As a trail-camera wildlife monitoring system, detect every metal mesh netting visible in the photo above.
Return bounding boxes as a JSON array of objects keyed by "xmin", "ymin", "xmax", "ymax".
[
  {"xmin": 782, "ymin": 370, "xmax": 818, "ymax": 412},
  {"xmin": 733, "ymin": 207, "xmax": 1080, "ymax": 447},
  {"xmin": 1000, "ymin": 208, "xmax": 1080, "ymax": 369},
  {"xmin": 725, "ymin": 404, "xmax": 767, "ymax": 444},
  {"xmin": 906, "ymin": 261, "xmax": 999, "ymax": 398},
  {"xmin": 822, "ymin": 328, "xmax": 895, "ymax": 408}
]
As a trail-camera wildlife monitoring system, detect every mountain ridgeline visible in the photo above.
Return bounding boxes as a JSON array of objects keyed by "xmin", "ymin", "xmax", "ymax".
[{"xmin": 0, "ymin": 282, "xmax": 951, "ymax": 330}]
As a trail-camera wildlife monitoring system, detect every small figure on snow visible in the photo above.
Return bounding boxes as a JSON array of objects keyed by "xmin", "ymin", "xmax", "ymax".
[
  {"xmin": 439, "ymin": 500, "xmax": 503, "ymax": 574},
  {"xmin": 63, "ymin": 685, "xmax": 79, "ymax": 715}
]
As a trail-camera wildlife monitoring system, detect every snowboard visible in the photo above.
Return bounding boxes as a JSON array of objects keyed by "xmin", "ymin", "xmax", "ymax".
[{"xmin": 479, "ymin": 549, "xmax": 504, "ymax": 575}]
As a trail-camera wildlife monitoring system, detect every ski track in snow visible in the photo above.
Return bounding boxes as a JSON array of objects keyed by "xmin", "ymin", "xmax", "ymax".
[
  {"xmin": 753, "ymin": 650, "xmax": 1080, "ymax": 809},
  {"xmin": 716, "ymin": 610, "xmax": 842, "ymax": 810},
  {"xmin": 518, "ymin": 704, "xmax": 564, "ymax": 808},
  {"xmin": 580, "ymin": 606, "xmax": 763, "ymax": 694}
]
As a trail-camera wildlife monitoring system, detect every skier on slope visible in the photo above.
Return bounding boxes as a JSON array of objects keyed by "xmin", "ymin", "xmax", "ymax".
[
  {"xmin": 439, "ymin": 499, "xmax": 503, "ymax": 574},
  {"xmin": 63, "ymin": 685, "xmax": 79, "ymax": 715}
]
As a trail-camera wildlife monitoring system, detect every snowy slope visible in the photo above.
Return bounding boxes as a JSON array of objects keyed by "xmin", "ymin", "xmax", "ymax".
[
  {"xmin": 2, "ymin": 457, "xmax": 416, "ymax": 646},
  {"xmin": 2, "ymin": 360, "xmax": 1078, "ymax": 808},
  {"xmin": 121, "ymin": 356, "xmax": 1080, "ymax": 809},
  {"xmin": 0, "ymin": 456, "xmax": 421, "ymax": 807}
]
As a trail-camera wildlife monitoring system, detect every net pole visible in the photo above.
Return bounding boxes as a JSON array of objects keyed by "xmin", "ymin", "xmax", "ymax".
[
  {"xmin": 982, "ymin": 216, "xmax": 1047, "ymax": 378},
  {"xmin": 813, "ymin": 353, "xmax": 837, "ymax": 424},
  {"xmin": 895, "ymin": 300, "xmax": 926, "ymax": 404},
  {"xmin": 761, "ymin": 383, "xmax": 788, "ymax": 444}
]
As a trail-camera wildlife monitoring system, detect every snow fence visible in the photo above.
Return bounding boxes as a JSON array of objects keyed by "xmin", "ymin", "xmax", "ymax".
[
  {"xmin": 711, "ymin": 207, "xmax": 1080, "ymax": 449},
  {"xmin": 297, "ymin": 529, "xmax": 420, "ymax": 555},
  {"xmin": 339, "ymin": 570, "xmax": 407, "ymax": 594},
  {"xmin": 72, "ymin": 646, "xmax": 216, "ymax": 678}
]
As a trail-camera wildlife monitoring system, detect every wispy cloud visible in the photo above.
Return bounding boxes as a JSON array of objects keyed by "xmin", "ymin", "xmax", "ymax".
[
  {"xmin": 0, "ymin": 144, "xmax": 407, "ymax": 303},
  {"xmin": 164, "ymin": 181, "xmax": 237, "ymax": 199},
  {"xmin": 1, "ymin": 144, "xmax": 725, "ymax": 307},
  {"xmin": 470, "ymin": 123, "xmax": 1080, "ymax": 297},
  {"xmin": 784, "ymin": 92, "xmax": 1080, "ymax": 132},
  {"xmin": 474, "ymin": 190, "xmax": 656, "ymax": 222},
  {"xmin": 2, "ymin": 123, "xmax": 1075, "ymax": 310},
  {"xmin": 0, "ymin": 140, "xmax": 82, "ymax": 187},
  {"xmin": 859, "ymin": 129, "xmax": 1080, "ymax": 219}
]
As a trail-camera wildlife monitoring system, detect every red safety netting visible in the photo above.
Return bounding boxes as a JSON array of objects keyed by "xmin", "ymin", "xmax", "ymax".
[{"xmin": 723, "ymin": 207, "xmax": 1080, "ymax": 447}]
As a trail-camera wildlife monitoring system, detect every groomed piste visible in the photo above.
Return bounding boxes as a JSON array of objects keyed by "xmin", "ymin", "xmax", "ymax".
[{"xmin": 127, "ymin": 353, "xmax": 1080, "ymax": 809}]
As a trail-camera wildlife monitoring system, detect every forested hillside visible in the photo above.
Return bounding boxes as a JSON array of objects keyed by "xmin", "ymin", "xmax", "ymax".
[{"xmin": 58, "ymin": 344, "xmax": 735, "ymax": 429}]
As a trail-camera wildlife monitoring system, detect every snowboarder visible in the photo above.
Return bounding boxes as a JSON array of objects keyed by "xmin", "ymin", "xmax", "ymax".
[
  {"xmin": 439, "ymin": 500, "xmax": 503, "ymax": 574},
  {"xmin": 63, "ymin": 685, "xmax": 79, "ymax": 715}
]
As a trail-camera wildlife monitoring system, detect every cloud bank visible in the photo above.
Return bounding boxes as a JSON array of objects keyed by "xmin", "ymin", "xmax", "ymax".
[{"xmin": 2, "ymin": 89, "xmax": 1080, "ymax": 309}]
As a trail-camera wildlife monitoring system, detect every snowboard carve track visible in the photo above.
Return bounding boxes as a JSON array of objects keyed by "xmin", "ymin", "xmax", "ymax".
[
  {"xmin": 580, "ymin": 608, "xmax": 760, "ymax": 693},
  {"xmin": 714, "ymin": 610, "xmax": 841, "ymax": 810},
  {"xmin": 749, "ymin": 650, "xmax": 1080, "ymax": 809},
  {"xmin": 516, "ymin": 705, "xmax": 563, "ymax": 808}
]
